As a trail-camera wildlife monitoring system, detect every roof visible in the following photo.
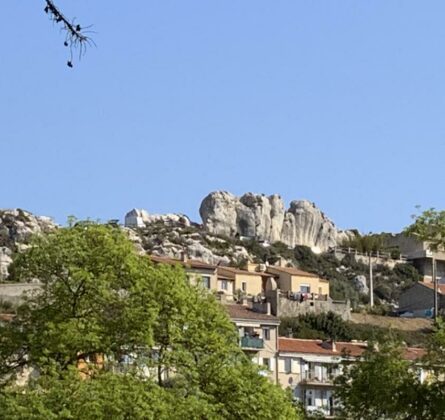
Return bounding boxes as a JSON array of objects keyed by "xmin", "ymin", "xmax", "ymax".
[
  {"xmin": 267, "ymin": 266, "xmax": 319, "ymax": 278},
  {"xmin": 403, "ymin": 347, "xmax": 426, "ymax": 361},
  {"xmin": 419, "ymin": 281, "xmax": 445, "ymax": 295},
  {"xmin": 224, "ymin": 304, "xmax": 279, "ymax": 323},
  {"xmin": 0, "ymin": 313, "xmax": 14, "ymax": 322},
  {"xmin": 278, "ymin": 338, "xmax": 426, "ymax": 361},
  {"xmin": 217, "ymin": 266, "xmax": 272, "ymax": 279},
  {"xmin": 149, "ymin": 255, "xmax": 217, "ymax": 271},
  {"xmin": 279, "ymin": 338, "xmax": 366, "ymax": 357}
]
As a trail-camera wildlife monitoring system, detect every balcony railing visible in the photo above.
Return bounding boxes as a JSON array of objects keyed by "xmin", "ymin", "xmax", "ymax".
[
  {"xmin": 302, "ymin": 371, "xmax": 336, "ymax": 384},
  {"xmin": 240, "ymin": 336, "xmax": 264, "ymax": 350}
]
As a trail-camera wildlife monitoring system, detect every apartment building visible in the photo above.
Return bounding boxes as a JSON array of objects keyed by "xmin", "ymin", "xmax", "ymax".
[
  {"xmin": 266, "ymin": 265, "xmax": 330, "ymax": 298},
  {"xmin": 277, "ymin": 338, "xmax": 426, "ymax": 418},
  {"xmin": 225, "ymin": 303, "xmax": 280, "ymax": 384},
  {"xmin": 217, "ymin": 266, "xmax": 272, "ymax": 298},
  {"xmin": 149, "ymin": 255, "xmax": 218, "ymax": 290}
]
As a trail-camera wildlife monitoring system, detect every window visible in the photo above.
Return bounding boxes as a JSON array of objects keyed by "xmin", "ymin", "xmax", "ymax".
[
  {"xmin": 220, "ymin": 280, "xmax": 228, "ymax": 291},
  {"xmin": 241, "ymin": 281, "xmax": 247, "ymax": 292},
  {"xmin": 262, "ymin": 328, "xmax": 270, "ymax": 341},
  {"xmin": 201, "ymin": 275, "xmax": 210, "ymax": 289},
  {"xmin": 300, "ymin": 284, "xmax": 311, "ymax": 293},
  {"xmin": 262, "ymin": 358, "xmax": 270, "ymax": 369},
  {"xmin": 284, "ymin": 357, "xmax": 292, "ymax": 374}
]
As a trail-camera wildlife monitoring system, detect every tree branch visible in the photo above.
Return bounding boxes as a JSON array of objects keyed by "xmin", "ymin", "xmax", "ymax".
[{"xmin": 44, "ymin": 0, "xmax": 95, "ymax": 67}]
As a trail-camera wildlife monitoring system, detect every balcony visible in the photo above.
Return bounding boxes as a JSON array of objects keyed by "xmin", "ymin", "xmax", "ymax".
[
  {"xmin": 240, "ymin": 336, "xmax": 264, "ymax": 350},
  {"xmin": 301, "ymin": 371, "xmax": 335, "ymax": 386}
]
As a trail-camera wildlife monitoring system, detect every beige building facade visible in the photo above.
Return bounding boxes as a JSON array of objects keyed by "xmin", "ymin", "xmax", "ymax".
[
  {"xmin": 267, "ymin": 266, "xmax": 330, "ymax": 297},
  {"xmin": 278, "ymin": 338, "xmax": 425, "ymax": 418},
  {"xmin": 225, "ymin": 304, "xmax": 280, "ymax": 384},
  {"xmin": 217, "ymin": 266, "xmax": 269, "ymax": 298},
  {"xmin": 149, "ymin": 255, "xmax": 218, "ymax": 291}
]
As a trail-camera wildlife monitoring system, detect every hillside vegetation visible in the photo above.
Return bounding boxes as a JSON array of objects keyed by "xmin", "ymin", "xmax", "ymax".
[
  {"xmin": 242, "ymin": 241, "xmax": 421, "ymax": 308},
  {"xmin": 280, "ymin": 312, "xmax": 432, "ymax": 347}
]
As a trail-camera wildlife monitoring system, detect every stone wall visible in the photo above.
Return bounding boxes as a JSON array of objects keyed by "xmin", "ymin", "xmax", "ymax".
[
  {"xmin": 0, "ymin": 283, "xmax": 41, "ymax": 305},
  {"xmin": 266, "ymin": 289, "xmax": 351, "ymax": 320}
]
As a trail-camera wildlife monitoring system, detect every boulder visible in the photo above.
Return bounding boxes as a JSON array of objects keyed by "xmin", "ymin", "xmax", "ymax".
[
  {"xmin": 353, "ymin": 275, "xmax": 369, "ymax": 295},
  {"xmin": 200, "ymin": 191, "xmax": 354, "ymax": 252},
  {"xmin": 125, "ymin": 209, "xmax": 190, "ymax": 228}
]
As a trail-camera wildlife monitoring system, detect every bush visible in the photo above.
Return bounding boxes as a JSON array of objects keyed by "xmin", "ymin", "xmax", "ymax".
[{"xmin": 279, "ymin": 312, "xmax": 431, "ymax": 346}]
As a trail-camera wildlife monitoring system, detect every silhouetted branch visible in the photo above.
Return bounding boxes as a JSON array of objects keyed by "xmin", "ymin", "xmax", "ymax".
[{"xmin": 44, "ymin": 0, "xmax": 95, "ymax": 67}]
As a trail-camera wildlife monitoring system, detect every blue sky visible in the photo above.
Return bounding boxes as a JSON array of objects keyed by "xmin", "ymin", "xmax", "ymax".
[{"xmin": 1, "ymin": 1, "xmax": 445, "ymax": 233}]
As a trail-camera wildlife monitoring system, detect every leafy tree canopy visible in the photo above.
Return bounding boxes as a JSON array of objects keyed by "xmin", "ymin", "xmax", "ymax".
[
  {"xmin": 335, "ymin": 323, "xmax": 445, "ymax": 420},
  {"xmin": 0, "ymin": 222, "xmax": 299, "ymax": 419},
  {"xmin": 405, "ymin": 208, "xmax": 445, "ymax": 251}
]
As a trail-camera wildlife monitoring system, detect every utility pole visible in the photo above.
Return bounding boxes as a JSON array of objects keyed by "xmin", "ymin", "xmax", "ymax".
[
  {"xmin": 369, "ymin": 253, "xmax": 374, "ymax": 307},
  {"xmin": 433, "ymin": 257, "xmax": 438, "ymax": 320}
]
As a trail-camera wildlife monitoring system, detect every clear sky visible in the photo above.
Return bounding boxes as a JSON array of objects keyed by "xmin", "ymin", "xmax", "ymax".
[{"xmin": 1, "ymin": 1, "xmax": 445, "ymax": 233}]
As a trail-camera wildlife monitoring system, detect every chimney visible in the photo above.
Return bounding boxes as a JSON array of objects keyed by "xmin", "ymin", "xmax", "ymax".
[
  {"xmin": 241, "ymin": 297, "xmax": 249, "ymax": 306},
  {"xmin": 322, "ymin": 339, "xmax": 337, "ymax": 352},
  {"xmin": 266, "ymin": 302, "xmax": 271, "ymax": 315},
  {"xmin": 180, "ymin": 250, "xmax": 188, "ymax": 262}
]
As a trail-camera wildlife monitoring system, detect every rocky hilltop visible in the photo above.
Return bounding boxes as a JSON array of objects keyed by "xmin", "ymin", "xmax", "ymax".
[
  {"xmin": 0, "ymin": 192, "xmax": 354, "ymax": 279},
  {"xmin": 0, "ymin": 209, "xmax": 57, "ymax": 280},
  {"xmin": 200, "ymin": 191, "xmax": 353, "ymax": 253}
]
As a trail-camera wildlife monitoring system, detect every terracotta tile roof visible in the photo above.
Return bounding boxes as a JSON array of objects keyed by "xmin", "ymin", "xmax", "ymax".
[
  {"xmin": 403, "ymin": 347, "xmax": 426, "ymax": 361},
  {"xmin": 224, "ymin": 304, "xmax": 279, "ymax": 323},
  {"xmin": 279, "ymin": 338, "xmax": 366, "ymax": 357},
  {"xmin": 0, "ymin": 313, "xmax": 14, "ymax": 322},
  {"xmin": 267, "ymin": 266, "xmax": 319, "ymax": 278},
  {"xmin": 149, "ymin": 255, "xmax": 217, "ymax": 271},
  {"xmin": 217, "ymin": 266, "xmax": 272, "ymax": 278},
  {"xmin": 279, "ymin": 338, "xmax": 426, "ymax": 361},
  {"xmin": 419, "ymin": 281, "xmax": 445, "ymax": 295}
]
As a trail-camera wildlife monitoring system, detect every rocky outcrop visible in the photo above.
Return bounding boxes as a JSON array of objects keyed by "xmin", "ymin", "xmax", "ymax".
[
  {"xmin": 353, "ymin": 275, "xmax": 369, "ymax": 295},
  {"xmin": 200, "ymin": 191, "xmax": 354, "ymax": 253},
  {"xmin": 124, "ymin": 209, "xmax": 250, "ymax": 266},
  {"xmin": 125, "ymin": 209, "xmax": 190, "ymax": 228},
  {"xmin": 0, "ymin": 209, "xmax": 57, "ymax": 280},
  {"xmin": 0, "ymin": 247, "xmax": 13, "ymax": 280}
]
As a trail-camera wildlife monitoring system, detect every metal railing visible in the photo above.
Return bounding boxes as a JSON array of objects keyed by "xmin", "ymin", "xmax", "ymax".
[
  {"xmin": 240, "ymin": 336, "xmax": 264, "ymax": 349},
  {"xmin": 302, "ymin": 370, "xmax": 336, "ymax": 384}
]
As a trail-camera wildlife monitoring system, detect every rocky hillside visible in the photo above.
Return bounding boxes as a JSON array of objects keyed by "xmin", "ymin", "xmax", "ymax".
[
  {"xmin": 0, "ymin": 192, "xmax": 421, "ymax": 309},
  {"xmin": 0, "ymin": 209, "xmax": 57, "ymax": 280},
  {"xmin": 123, "ymin": 216, "xmax": 251, "ymax": 266},
  {"xmin": 200, "ymin": 191, "xmax": 354, "ymax": 253}
]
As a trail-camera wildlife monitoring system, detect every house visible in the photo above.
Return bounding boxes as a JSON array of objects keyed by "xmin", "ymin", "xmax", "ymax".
[
  {"xmin": 277, "ymin": 338, "xmax": 426, "ymax": 418},
  {"xmin": 225, "ymin": 303, "xmax": 280, "ymax": 384},
  {"xmin": 217, "ymin": 266, "xmax": 272, "ymax": 299},
  {"xmin": 149, "ymin": 255, "xmax": 218, "ymax": 291},
  {"xmin": 264, "ymin": 264, "xmax": 351, "ymax": 320},
  {"xmin": 399, "ymin": 282, "xmax": 445, "ymax": 318},
  {"xmin": 385, "ymin": 234, "xmax": 445, "ymax": 282},
  {"xmin": 266, "ymin": 265, "xmax": 330, "ymax": 298}
]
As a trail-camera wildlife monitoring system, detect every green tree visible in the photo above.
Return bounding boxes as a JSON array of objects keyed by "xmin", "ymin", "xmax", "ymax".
[
  {"xmin": 0, "ymin": 222, "xmax": 299, "ymax": 419},
  {"xmin": 334, "ymin": 338, "xmax": 423, "ymax": 419},
  {"xmin": 334, "ymin": 323, "xmax": 445, "ymax": 420},
  {"xmin": 405, "ymin": 208, "xmax": 445, "ymax": 251}
]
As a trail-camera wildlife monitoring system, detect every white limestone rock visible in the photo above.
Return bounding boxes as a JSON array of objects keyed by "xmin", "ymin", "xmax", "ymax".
[
  {"xmin": 125, "ymin": 209, "xmax": 191, "ymax": 228},
  {"xmin": 353, "ymin": 275, "xmax": 369, "ymax": 295},
  {"xmin": 0, "ymin": 209, "xmax": 57, "ymax": 280},
  {"xmin": 200, "ymin": 191, "xmax": 354, "ymax": 253},
  {"xmin": 0, "ymin": 247, "xmax": 13, "ymax": 280}
]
